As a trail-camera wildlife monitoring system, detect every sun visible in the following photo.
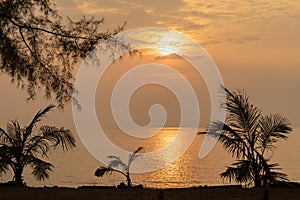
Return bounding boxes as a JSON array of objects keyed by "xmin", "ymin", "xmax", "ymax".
[
  {"xmin": 157, "ymin": 45, "xmax": 179, "ymax": 56},
  {"xmin": 157, "ymin": 35, "xmax": 180, "ymax": 56}
]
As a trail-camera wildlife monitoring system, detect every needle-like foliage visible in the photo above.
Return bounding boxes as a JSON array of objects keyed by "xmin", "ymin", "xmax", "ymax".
[
  {"xmin": 0, "ymin": 0, "xmax": 132, "ymax": 108},
  {"xmin": 208, "ymin": 86, "xmax": 292, "ymax": 187},
  {"xmin": 0, "ymin": 105, "xmax": 76, "ymax": 185}
]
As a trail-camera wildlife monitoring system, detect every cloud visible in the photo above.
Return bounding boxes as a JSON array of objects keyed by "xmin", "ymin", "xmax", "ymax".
[
  {"xmin": 55, "ymin": 0, "xmax": 300, "ymax": 49},
  {"xmin": 155, "ymin": 53, "xmax": 183, "ymax": 60},
  {"xmin": 126, "ymin": 0, "xmax": 185, "ymax": 12},
  {"xmin": 73, "ymin": 0, "xmax": 185, "ymax": 15},
  {"xmin": 77, "ymin": 2, "xmax": 120, "ymax": 14},
  {"xmin": 180, "ymin": 10, "xmax": 231, "ymax": 20},
  {"xmin": 226, "ymin": 35, "xmax": 261, "ymax": 44}
]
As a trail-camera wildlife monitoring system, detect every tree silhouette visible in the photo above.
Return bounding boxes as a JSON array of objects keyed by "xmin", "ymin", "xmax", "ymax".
[
  {"xmin": 0, "ymin": 105, "xmax": 76, "ymax": 185},
  {"xmin": 208, "ymin": 86, "xmax": 292, "ymax": 187},
  {"xmin": 95, "ymin": 146, "xmax": 143, "ymax": 187},
  {"xmin": 0, "ymin": 0, "xmax": 131, "ymax": 108}
]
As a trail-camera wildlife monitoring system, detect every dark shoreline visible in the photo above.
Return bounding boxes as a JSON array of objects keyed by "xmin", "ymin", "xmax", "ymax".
[{"xmin": 1, "ymin": 183, "xmax": 300, "ymax": 200}]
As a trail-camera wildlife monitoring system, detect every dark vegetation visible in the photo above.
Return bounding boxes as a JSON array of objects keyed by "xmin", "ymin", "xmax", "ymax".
[
  {"xmin": 0, "ymin": 105, "xmax": 76, "ymax": 185},
  {"xmin": 208, "ymin": 86, "xmax": 292, "ymax": 187}
]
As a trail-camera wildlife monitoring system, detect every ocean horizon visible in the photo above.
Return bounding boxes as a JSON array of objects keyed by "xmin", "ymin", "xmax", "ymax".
[{"xmin": 1, "ymin": 127, "xmax": 299, "ymax": 188}]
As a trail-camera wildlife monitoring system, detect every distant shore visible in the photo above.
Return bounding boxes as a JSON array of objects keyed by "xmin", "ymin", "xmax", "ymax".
[{"xmin": 1, "ymin": 183, "xmax": 300, "ymax": 200}]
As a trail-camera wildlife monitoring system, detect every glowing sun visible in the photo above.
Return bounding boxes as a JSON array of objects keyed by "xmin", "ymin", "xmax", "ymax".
[{"xmin": 157, "ymin": 35, "xmax": 180, "ymax": 56}]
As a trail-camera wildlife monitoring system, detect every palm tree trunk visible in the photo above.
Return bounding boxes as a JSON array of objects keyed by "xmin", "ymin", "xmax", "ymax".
[
  {"xmin": 126, "ymin": 173, "xmax": 131, "ymax": 187},
  {"xmin": 254, "ymin": 173, "xmax": 262, "ymax": 187},
  {"xmin": 263, "ymin": 188, "xmax": 269, "ymax": 200},
  {"xmin": 252, "ymin": 162, "xmax": 262, "ymax": 187},
  {"xmin": 13, "ymin": 167, "xmax": 24, "ymax": 185}
]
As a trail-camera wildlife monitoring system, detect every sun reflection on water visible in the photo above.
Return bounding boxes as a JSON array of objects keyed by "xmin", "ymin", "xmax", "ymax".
[
  {"xmin": 137, "ymin": 127, "xmax": 196, "ymax": 187},
  {"xmin": 10, "ymin": 127, "xmax": 300, "ymax": 188}
]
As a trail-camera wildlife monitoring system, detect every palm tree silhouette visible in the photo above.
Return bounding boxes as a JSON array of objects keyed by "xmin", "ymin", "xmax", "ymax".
[
  {"xmin": 0, "ymin": 105, "xmax": 76, "ymax": 185},
  {"xmin": 95, "ymin": 146, "xmax": 143, "ymax": 187},
  {"xmin": 208, "ymin": 86, "xmax": 292, "ymax": 187}
]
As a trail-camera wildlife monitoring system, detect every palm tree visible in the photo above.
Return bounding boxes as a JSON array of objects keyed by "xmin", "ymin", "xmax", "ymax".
[
  {"xmin": 208, "ymin": 87, "xmax": 292, "ymax": 187},
  {"xmin": 0, "ymin": 105, "xmax": 76, "ymax": 185},
  {"xmin": 95, "ymin": 146, "xmax": 143, "ymax": 187}
]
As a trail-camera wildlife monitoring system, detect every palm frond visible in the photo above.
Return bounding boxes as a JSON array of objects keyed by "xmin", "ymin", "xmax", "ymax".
[
  {"xmin": 223, "ymin": 87, "xmax": 261, "ymax": 134},
  {"xmin": 133, "ymin": 146, "xmax": 144, "ymax": 154},
  {"xmin": 260, "ymin": 114, "xmax": 292, "ymax": 140},
  {"xmin": 209, "ymin": 121, "xmax": 249, "ymax": 159},
  {"xmin": 8, "ymin": 120, "xmax": 22, "ymax": 148},
  {"xmin": 259, "ymin": 114, "xmax": 292, "ymax": 153},
  {"xmin": 269, "ymin": 171, "xmax": 288, "ymax": 182},
  {"xmin": 37, "ymin": 126, "xmax": 75, "ymax": 151},
  {"xmin": 0, "ymin": 145, "xmax": 11, "ymax": 175},
  {"xmin": 0, "ymin": 127, "xmax": 17, "ymax": 147},
  {"xmin": 262, "ymin": 162, "xmax": 288, "ymax": 184},
  {"xmin": 0, "ymin": 105, "xmax": 75, "ymax": 184},
  {"xmin": 25, "ymin": 135, "xmax": 52, "ymax": 157},
  {"xmin": 128, "ymin": 146, "xmax": 143, "ymax": 168},
  {"xmin": 6, "ymin": 121, "xmax": 18, "ymax": 141},
  {"xmin": 107, "ymin": 155, "xmax": 127, "ymax": 170},
  {"xmin": 23, "ymin": 105, "xmax": 55, "ymax": 141},
  {"xmin": 128, "ymin": 146, "xmax": 144, "ymax": 162},
  {"xmin": 94, "ymin": 166, "xmax": 115, "ymax": 177},
  {"xmin": 28, "ymin": 156, "xmax": 54, "ymax": 180},
  {"xmin": 223, "ymin": 87, "xmax": 263, "ymax": 151},
  {"xmin": 24, "ymin": 126, "xmax": 75, "ymax": 163},
  {"xmin": 221, "ymin": 160, "xmax": 253, "ymax": 184},
  {"xmin": 95, "ymin": 146, "xmax": 143, "ymax": 187},
  {"xmin": 219, "ymin": 134, "xmax": 247, "ymax": 159},
  {"xmin": 215, "ymin": 87, "xmax": 292, "ymax": 187}
]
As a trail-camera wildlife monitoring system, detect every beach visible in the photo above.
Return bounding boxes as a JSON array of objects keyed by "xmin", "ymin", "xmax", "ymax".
[{"xmin": 1, "ymin": 185, "xmax": 300, "ymax": 200}]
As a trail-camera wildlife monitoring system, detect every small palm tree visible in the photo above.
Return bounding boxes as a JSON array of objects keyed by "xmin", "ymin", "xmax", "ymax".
[
  {"xmin": 0, "ymin": 105, "xmax": 76, "ymax": 185},
  {"xmin": 95, "ymin": 146, "xmax": 143, "ymax": 187},
  {"xmin": 209, "ymin": 87, "xmax": 292, "ymax": 187}
]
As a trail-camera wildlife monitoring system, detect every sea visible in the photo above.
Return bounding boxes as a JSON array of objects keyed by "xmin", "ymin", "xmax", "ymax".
[{"xmin": 1, "ymin": 127, "xmax": 299, "ymax": 188}]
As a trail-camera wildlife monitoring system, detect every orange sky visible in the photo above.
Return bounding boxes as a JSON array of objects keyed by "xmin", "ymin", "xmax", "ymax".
[
  {"xmin": 0, "ymin": 0, "xmax": 300, "ymax": 129},
  {"xmin": 60, "ymin": 0, "xmax": 300, "ymax": 126}
]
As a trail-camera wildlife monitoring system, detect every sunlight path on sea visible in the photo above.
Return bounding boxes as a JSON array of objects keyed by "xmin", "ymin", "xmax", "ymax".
[{"xmin": 1, "ymin": 128, "xmax": 299, "ymax": 188}]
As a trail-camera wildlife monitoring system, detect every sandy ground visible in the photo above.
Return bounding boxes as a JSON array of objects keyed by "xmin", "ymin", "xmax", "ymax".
[{"xmin": 0, "ymin": 185, "xmax": 300, "ymax": 200}]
